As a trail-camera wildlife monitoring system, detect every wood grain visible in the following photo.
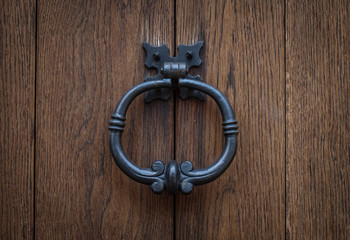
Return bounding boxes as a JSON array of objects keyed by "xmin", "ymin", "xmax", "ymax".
[
  {"xmin": 175, "ymin": 0, "xmax": 285, "ymax": 239},
  {"xmin": 36, "ymin": 0, "xmax": 174, "ymax": 239},
  {"xmin": 0, "ymin": 1, "xmax": 35, "ymax": 239},
  {"xmin": 2, "ymin": 0, "xmax": 348, "ymax": 239},
  {"xmin": 286, "ymin": 0, "xmax": 350, "ymax": 239}
]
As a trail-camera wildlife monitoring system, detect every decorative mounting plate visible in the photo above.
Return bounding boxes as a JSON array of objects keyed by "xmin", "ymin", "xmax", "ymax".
[{"xmin": 143, "ymin": 41, "xmax": 205, "ymax": 102}]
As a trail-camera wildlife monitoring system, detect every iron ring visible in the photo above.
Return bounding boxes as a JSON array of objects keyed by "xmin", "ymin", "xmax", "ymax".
[{"xmin": 109, "ymin": 78, "xmax": 238, "ymax": 194}]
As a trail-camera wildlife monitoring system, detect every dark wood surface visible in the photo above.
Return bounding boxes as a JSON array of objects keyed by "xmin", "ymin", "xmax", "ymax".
[
  {"xmin": 0, "ymin": 1, "xmax": 35, "ymax": 239},
  {"xmin": 286, "ymin": 0, "xmax": 350, "ymax": 239},
  {"xmin": 2, "ymin": 0, "xmax": 350, "ymax": 239},
  {"xmin": 175, "ymin": 0, "xmax": 285, "ymax": 239},
  {"xmin": 35, "ymin": 0, "xmax": 174, "ymax": 239}
]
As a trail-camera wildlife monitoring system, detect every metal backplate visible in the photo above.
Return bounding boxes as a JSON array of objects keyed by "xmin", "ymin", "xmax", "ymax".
[{"xmin": 143, "ymin": 41, "xmax": 205, "ymax": 102}]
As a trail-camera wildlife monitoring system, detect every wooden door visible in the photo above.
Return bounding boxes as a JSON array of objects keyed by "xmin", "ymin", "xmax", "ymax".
[{"xmin": 1, "ymin": 0, "xmax": 349, "ymax": 239}]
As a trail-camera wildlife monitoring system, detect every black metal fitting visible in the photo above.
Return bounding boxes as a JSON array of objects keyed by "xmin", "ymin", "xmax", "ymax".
[
  {"xmin": 143, "ymin": 41, "xmax": 205, "ymax": 102},
  {"xmin": 109, "ymin": 42, "xmax": 239, "ymax": 194}
]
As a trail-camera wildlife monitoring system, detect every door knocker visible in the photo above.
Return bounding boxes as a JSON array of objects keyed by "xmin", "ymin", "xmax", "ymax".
[{"xmin": 109, "ymin": 42, "xmax": 238, "ymax": 194}]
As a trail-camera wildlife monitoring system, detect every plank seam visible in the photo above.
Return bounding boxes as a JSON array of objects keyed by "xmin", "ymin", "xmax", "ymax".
[{"xmin": 33, "ymin": 0, "xmax": 38, "ymax": 239}]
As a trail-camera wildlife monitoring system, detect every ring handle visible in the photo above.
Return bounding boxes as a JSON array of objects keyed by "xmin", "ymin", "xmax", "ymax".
[{"xmin": 109, "ymin": 78, "xmax": 238, "ymax": 194}]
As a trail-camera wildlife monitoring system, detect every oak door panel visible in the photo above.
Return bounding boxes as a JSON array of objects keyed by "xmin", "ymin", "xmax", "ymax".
[
  {"xmin": 0, "ymin": 1, "xmax": 36, "ymax": 239},
  {"xmin": 36, "ymin": 0, "xmax": 174, "ymax": 239},
  {"xmin": 286, "ymin": 0, "xmax": 350, "ymax": 238},
  {"xmin": 2, "ymin": 0, "xmax": 349, "ymax": 239},
  {"xmin": 176, "ymin": 0, "xmax": 285, "ymax": 239}
]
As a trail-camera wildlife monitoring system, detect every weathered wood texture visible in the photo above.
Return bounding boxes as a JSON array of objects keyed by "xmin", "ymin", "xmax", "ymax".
[
  {"xmin": 36, "ymin": 0, "xmax": 174, "ymax": 239},
  {"xmin": 286, "ymin": 0, "xmax": 350, "ymax": 239},
  {"xmin": 175, "ymin": 0, "xmax": 285, "ymax": 239},
  {"xmin": 0, "ymin": 1, "xmax": 35, "ymax": 239},
  {"xmin": 2, "ymin": 0, "xmax": 349, "ymax": 239}
]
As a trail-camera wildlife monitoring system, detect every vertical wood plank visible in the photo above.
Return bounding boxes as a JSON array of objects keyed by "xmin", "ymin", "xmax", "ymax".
[
  {"xmin": 0, "ymin": 1, "xmax": 35, "ymax": 239},
  {"xmin": 36, "ymin": 0, "xmax": 174, "ymax": 239},
  {"xmin": 286, "ymin": 0, "xmax": 350, "ymax": 239},
  {"xmin": 176, "ymin": 0, "xmax": 285, "ymax": 239}
]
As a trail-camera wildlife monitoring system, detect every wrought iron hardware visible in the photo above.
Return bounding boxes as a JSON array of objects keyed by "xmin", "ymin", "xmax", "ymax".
[
  {"xmin": 109, "ymin": 42, "xmax": 238, "ymax": 194},
  {"xmin": 143, "ymin": 41, "xmax": 205, "ymax": 102}
]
